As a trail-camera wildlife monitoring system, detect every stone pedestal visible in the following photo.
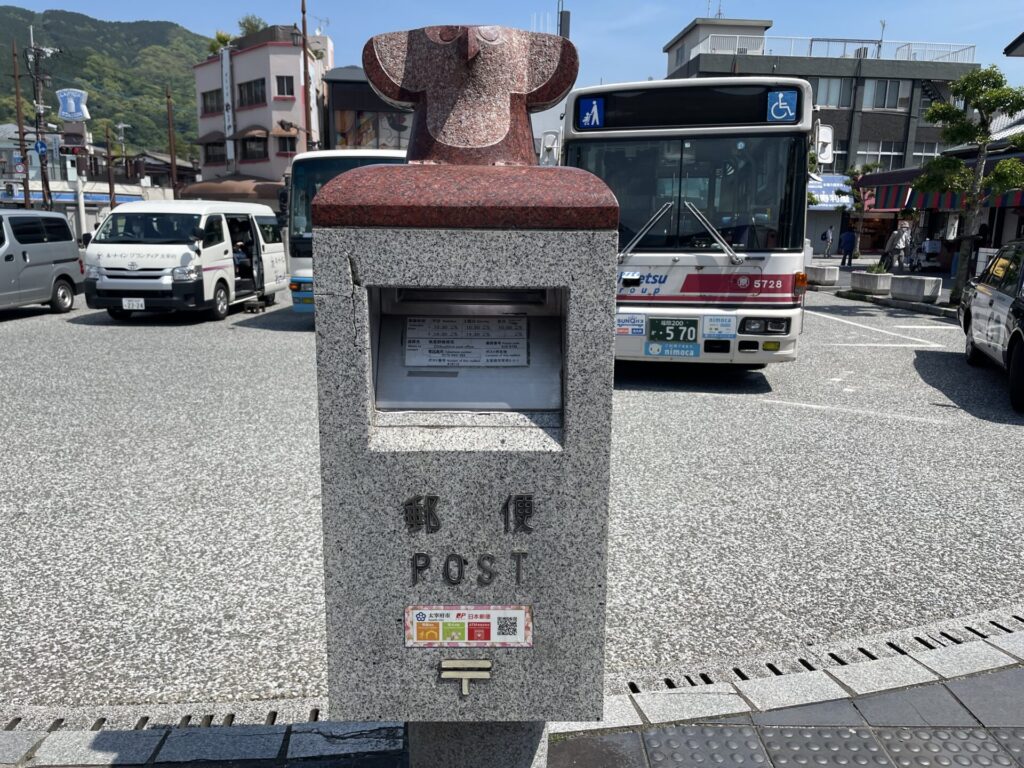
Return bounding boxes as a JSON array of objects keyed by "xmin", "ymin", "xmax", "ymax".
[{"xmin": 408, "ymin": 722, "xmax": 548, "ymax": 768}]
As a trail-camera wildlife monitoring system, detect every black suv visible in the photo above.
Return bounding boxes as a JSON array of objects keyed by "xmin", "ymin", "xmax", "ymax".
[{"xmin": 959, "ymin": 239, "xmax": 1024, "ymax": 412}]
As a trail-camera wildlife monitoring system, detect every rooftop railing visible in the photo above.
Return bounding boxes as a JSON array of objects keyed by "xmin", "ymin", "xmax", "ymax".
[{"xmin": 689, "ymin": 35, "xmax": 976, "ymax": 64}]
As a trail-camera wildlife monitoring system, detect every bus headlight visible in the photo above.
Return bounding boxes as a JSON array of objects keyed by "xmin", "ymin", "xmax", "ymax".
[
  {"xmin": 172, "ymin": 265, "xmax": 202, "ymax": 282},
  {"xmin": 85, "ymin": 265, "xmax": 101, "ymax": 279}
]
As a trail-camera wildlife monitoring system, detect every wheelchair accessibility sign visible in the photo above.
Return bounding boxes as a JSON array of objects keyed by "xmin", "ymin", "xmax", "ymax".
[{"xmin": 767, "ymin": 90, "xmax": 798, "ymax": 123}]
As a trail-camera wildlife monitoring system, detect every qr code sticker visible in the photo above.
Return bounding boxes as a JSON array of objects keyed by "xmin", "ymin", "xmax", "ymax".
[{"xmin": 496, "ymin": 616, "xmax": 518, "ymax": 637}]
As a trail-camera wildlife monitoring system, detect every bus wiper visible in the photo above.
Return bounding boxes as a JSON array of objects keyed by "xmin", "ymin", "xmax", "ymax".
[
  {"xmin": 683, "ymin": 201, "xmax": 744, "ymax": 265},
  {"xmin": 618, "ymin": 202, "xmax": 674, "ymax": 264}
]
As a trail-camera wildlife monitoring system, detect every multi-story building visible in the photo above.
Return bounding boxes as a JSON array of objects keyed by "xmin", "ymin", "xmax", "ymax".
[
  {"xmin": 662, "ymin": 17, "xmax": 978, "ymax": 250},
  {"xmin": 191, "ymin": 25, "xmax": 332, "ymax": 197}
]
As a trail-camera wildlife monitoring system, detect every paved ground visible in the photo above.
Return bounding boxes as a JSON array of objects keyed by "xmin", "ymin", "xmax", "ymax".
[
  {"xmin": 0, "ymin": 292, "xmax": 1022, "ymax": 712},
  {"xmin": 552, "ymin": 667, "xmax": 1024, "ymax": 768},
  {"xmin": 810, "ymin": 255, "xmax": 955, "ymax": 302}
]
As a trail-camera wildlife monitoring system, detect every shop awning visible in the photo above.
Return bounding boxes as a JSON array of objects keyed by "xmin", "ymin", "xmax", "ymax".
[
  {"xmin": 907, "ymin": 188, "xmax": 963, "ymax": 210},
  {"xmin": 194, "ymin": 130, "xmax": 225, "ymax": 145},
  {"xmin": 867, "ymin": 183, "xmax": 913, "ymax": 212},
  {"xmin": 991, "ymin": 188, "xmax": 1024, "ymax": 208},
  {"xmin": 178, "ymin": 174, "xmax": 283, "ymax": 204},
  {"xmin": 227, "ymin": 125, "xmax": 269, "ymax": 140},
  {"xmin": 271, "ymin": 124, "xmax": 299, "ymax": 137}
]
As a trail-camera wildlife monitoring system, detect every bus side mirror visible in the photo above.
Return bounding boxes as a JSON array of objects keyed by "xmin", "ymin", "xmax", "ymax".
[{"xmin": 814, "ymin": 122, "xmax": 834, "ymax": 166}]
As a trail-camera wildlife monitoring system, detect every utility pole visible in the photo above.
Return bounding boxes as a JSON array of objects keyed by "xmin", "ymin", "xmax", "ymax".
[
  {"xmin": 301, "ymin": 0, "xmax": 314, "ymax": 151},
  {"xmin": 166, "ymin": 85, "xmax": 178, "ymax": 198},
  {"xmin": 105, "ymin": 124, "xmax": 117, "ymax": 209},
  {"xmin": 11, "ymin": 40, "xmax": 30, "ymax": 208},
  {"xmin": 115, "ymin": 122, "xmax": 131, "ymax": 175},
  {"xmin": 28, "ymin": 26, "xmax": 54, "ymax": 210}
]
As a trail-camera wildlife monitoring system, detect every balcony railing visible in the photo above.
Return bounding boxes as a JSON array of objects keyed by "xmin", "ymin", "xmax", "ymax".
[{"xmin": 689, "ymin": 35, "xmax": 976, "ymax": 64}]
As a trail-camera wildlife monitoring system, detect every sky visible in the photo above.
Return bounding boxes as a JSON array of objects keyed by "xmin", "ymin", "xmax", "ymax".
[{"xmin": 16, "ymin": 0, "xmax": 1024, "ymax": 89}]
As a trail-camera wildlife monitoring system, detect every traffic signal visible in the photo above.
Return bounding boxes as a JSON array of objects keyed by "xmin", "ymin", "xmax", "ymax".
[
  {"xmin": 59, "ymin": 145, "xmax": 86, "ymax": 157},
  {"xmin": 4, "ymin": 183, "xmax": 13, "ymax": 196}
]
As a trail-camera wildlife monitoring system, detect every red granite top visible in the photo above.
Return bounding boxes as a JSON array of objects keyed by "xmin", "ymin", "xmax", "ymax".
[{"xmin": 312, "ymin": 165, "xmax": 619, "ymax": 230}]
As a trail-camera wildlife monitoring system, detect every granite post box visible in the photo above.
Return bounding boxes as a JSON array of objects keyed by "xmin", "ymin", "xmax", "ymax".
[{"xmin": 312, "ymin": 25, "xmax": 618, "ymax": 767}]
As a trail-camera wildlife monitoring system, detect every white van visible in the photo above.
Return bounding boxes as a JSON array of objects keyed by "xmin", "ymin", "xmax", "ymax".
[
  {"xmin": 0, "ymin": 211, "xmax": 83, "ymax": 313},
  {"xmin": 84, "ymin": 201, "xmax": 287, "ymax": 321}
]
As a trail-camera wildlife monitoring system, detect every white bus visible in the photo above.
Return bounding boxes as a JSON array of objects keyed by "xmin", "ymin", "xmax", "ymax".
[
  {"xmin": 284, "ymin": 149, "xmax": 405, "ymax": 312},
  {"xmin": 562, "ymin": 78, "xmax": 813, "ymax": 365}
]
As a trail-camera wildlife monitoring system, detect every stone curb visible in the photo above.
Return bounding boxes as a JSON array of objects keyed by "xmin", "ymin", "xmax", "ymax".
[
  {"xmin": 835, "ymin": 289, "xmax": 958, "ymax": 319},
  {"xmin": 0, "ymin": 722, "xmax": 404, "ymax": 768}
]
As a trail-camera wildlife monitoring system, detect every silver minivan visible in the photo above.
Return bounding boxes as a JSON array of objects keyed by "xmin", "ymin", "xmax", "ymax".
[{"xmin": 0, "ymin": 211, "xmax": 84, "ymax": 313}]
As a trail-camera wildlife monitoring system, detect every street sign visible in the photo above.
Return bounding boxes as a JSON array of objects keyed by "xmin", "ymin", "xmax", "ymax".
[
  {"xmin": 13, "ymin": 154, "xmax": 22, "ymax": 164},
  {"xmin": 34, "ymin": 140, "xmax": 47, "ymax": 155},
  {"xmin": 14, "ymin": 162, "xmax": 26, "ymax": 175}
]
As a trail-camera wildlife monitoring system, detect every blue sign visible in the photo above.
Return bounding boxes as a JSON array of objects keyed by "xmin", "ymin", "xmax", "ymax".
[
  {"xmin": 767, "ymin": 90, "xmax": 798, "ymax": 123},
  {"xmin": 577, "ymin": 97, "xmax": 605, "ymax": 130},
  {"xmin": 56, "ymin": 88, "xmax": 90, "ymax": 121},
  {"xmin": 808, "ymin": 174, "xmax": 851, "ymax": 210},
  {"xmin": 34, "ymin": 140, "xmax": 47, "ymax": 155}
]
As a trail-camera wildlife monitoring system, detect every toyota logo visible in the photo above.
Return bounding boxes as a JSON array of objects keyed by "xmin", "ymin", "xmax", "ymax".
[{"xmin": 127, "ymin": 261, "xmax": 139, "ymax": 271}]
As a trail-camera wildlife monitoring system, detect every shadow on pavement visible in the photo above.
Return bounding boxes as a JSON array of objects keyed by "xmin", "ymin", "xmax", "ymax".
[
  {"xmin": 807, "ymin": 298, "xmax": 929, "ymax": 321},
  {"xmin": 914, "ymin": 349, "xmax": 1024, "ymax": 425},
  {"xmin": 67, "ymin": 309, "xmax": 208, "ymax": 327},
  {"xmin": 232, "ymin": 307, "xmax": 315, "ymax": 333},
  {"xmin": 614, "ymin": 360, "xmax": 772, "ymax": 395},
  {"xmin": 0, "ymin": 306, "xmax": 53, "ymax": 323}
]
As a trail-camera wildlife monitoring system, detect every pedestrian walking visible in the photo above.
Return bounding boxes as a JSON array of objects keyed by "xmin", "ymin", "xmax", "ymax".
[
  {"xmin": 821, "ymin": 225, "xmax": 834, "ymax": 258},
  {"xmin": 838, "ymin": 228, "xmax": 856, "ymax": 267},
  {"xmin": 879, "ymin": 221, "xmax": 911, "ymax": 272}
]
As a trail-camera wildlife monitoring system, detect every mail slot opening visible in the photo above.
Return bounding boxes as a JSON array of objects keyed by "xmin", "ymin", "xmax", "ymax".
[{"xmin": 369, "ymin": 286, "xmax": 566, "ymax": 412}]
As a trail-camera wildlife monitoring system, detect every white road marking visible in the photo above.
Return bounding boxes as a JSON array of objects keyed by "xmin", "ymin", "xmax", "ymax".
[
  {"xmin": 677, "ymin": 391, "xmax": 951, "ymax": 425},
  {"xmin": 893, "ymin": 324, "xmax": 959, "ymax": 330},
  {"xmin": 805, "ymin": 309, "xmax": 943, "ymax": 347},
  {"xmin": 824, "ymin": 343, "xmax": 933, "ymax": 348}
]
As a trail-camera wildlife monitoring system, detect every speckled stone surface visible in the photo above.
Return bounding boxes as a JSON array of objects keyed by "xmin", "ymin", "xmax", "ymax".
[
  {"xmin": 312, "ymin": 166, "xmax": 619, "ymax": 230},
  {"xmin": 314, "ymin": 226, "xmax": 617, "ymax": 723},
  {"xmin": 363, "ymin": 26, "xmax": 577, "ymax": 165}
]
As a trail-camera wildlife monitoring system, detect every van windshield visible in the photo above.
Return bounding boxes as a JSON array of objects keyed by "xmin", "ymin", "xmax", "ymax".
[{"xmin": 93, "ymin": 213, "xmax": 202, "ymax": 245}]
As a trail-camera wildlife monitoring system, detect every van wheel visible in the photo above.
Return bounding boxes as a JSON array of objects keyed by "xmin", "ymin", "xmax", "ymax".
[
  {"xmin": 49, "ymin": 278, "xmax": 74, "ymax": 313},
  {"xmin": 107, "ymin": 308, "xmax": 132, "ymax": 321},
  {"xmin": 1010, "ymin": 346, "xmax": 1024, "ymax": 413},
  {"xmin": 209, "ymin": 281, "xmax": 229, "ymax": 321}
]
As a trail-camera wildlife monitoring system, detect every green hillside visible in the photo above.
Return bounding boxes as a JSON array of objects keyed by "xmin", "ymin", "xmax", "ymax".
[{"xmin": 0, "ymin": 6, "xmax": 209, "ymax": 159}]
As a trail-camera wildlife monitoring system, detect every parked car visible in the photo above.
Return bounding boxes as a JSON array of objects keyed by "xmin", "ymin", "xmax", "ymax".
[
  {"xmin": 0, "ymin": 211, "xmax": 83, "ymax": 313},
  {"xmin": 959, "ymin": 239, "xmax": 1024, "ymax": 412}
]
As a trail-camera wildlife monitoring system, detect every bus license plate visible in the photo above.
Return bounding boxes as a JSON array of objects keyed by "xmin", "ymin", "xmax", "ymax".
[
  {"xmin": 122, "ymin": 298, "xmax": 145, "ymax": 310},
  {"xmin": 648, "ymin": 318, "xmax": 698, "ymax": 343}
]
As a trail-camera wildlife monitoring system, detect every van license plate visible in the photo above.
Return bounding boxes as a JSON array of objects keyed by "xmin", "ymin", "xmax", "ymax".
[{"xmin": 122, "ymin": 298, "xmax": 145, "ymax": 310}]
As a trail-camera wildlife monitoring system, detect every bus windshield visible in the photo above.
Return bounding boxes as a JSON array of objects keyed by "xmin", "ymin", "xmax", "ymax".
[
  {"xmin": 93, "ymin": 213, "xmax": 201, "ymax": 245},
  {"xmin": 289, "ymin": 156, "xmax": 404, "ymax": 238},
  {"xmin": 567, "ymin": 134, "xmax": 806, "ymax": 252}
]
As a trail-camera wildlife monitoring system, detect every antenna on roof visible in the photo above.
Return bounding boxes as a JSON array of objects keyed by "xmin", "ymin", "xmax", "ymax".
[{"xmin": 716, "ymin": 0, "xmax": 724, "ymax": 18}]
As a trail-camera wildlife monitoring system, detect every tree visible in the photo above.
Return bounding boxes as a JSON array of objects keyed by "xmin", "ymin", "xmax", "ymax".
[
  {"xmin": 208, "ymin": 31, "xmax": 233, "ymax": 54},
  {"xmin": 238, "ymin": 15, "xmax": 268, "ymax": 37},
  {"xmin": 913, "ymin": 65, "xmax": 1024, "ymax": 303},
  {"xmin": 835, "ymin": 163, "xmax": 880, "ymax": 257}
]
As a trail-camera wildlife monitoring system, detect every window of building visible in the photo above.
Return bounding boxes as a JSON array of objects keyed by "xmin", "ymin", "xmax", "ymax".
[
  {"xmin": 237, "ymin": 79, "xmax": 267, "ymax": 108},
  {"xmin": 819, "ymin": 140, "xmax": 849, "ymax": 173},
  {"xmin": 277, "ymin": 136, "xmax": 297, "ymax": 154},
  {"xmin": 674, "ymin": 46, "xmax": 685, "ymax": 67},
  {"xmin": 204, "ymin": 142, "xmax": 226, "ymax": 165},
  {"xmin": 276, "ymin": 75, "xmax": 295, "ymax": 97},
  {"xmin": 855, "ymin": 140, "xmax": 906, "ymax": 171},
  {"xmin": 863, "ymin": 79, "xmax": 912, "ymax": 110},
  {"xmin": 334, "ymin": 110, "xmax": 412, "ymax": 149},
  {"xmin": 240, "ymin": 137, "xmax": 268, "ymax": 162},
  {"xmin": 812, "ymin": 77, "xmax": 853, "ymax": 108},
  {"xmin": 912, "ymin": 142, "xmax": 945, "ymax": 164},
  {"xmin": 201, "ymin": 89, "xmax": 223, "ymax": 115}
]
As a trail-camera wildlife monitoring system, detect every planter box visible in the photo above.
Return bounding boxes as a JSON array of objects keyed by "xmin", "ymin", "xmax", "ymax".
[
  {"xmin": 891, "ymin": 275, "xmax": 941, "ymax": 304},
  {"xmin": 806, "ymin": 265, "xmax": 839, "ymax": 286},
  {"xmin": 850, "ymin": 271, "xmax": 891, "ymax": 296}
]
